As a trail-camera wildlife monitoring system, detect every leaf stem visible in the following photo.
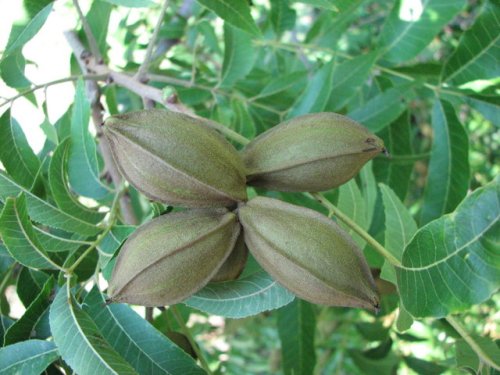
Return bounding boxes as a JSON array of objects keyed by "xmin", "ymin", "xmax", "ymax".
[
  {"xmin": 66, "ymin": 186, "xmax": 124, "ymax": 274},
  {"xmin": 171, "ymin": 305, "xmax": 213, "ymax": 374},
  {"xmin": 308, "ymin": 192, "xmax": 402, "ymax": 267},
  {"xmin": 446, "ymin": 315, "xmax": 500, "ymax": 370},
  {"xmin": 137, "ymin": 0, "xmax": 170, "ymax": 80},
  {"xmin": 0, "ymin": 74, "xmax": 105, "ymax": 109}
]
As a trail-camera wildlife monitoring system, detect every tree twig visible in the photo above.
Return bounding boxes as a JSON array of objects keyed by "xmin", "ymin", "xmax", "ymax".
[
  {"xmin": 137, "ymin": 0, "xmax": 170, "ymax": 81},
  {"xmin": 72, "ymin": 0, "xmax": 102, "ymax": 63}
]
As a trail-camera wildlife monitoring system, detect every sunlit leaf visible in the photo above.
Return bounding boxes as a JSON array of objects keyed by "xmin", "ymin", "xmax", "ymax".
[
  {"xmin": 0, "ymin": 340, "xmax": 59, "ymax": 375},
  {"xmin": 397, "ymin": 177, "xmax": 500, "ymax": 318},
  {"xmin": 196, "ymin": 0, "xmax": 260, "ymax": 36},
  {"xmin": 420, "ymin": 100, "xmax": 469, "ymax": 225},
  {"xmin": 50, "ymin": 284, "xmax": 138, "ymax": 375},
  {"xmin": 442, "ymin": 1, "xmax": 500, "ymax": 85},
  {"xmin": 2, "ymin": 1, "xmax": 54, "ymax": 59},
  {"xmin": 0, "ymin": 195, "xmax": 61, "ymax": 270},
  {"xmin": 84, "ymin": 289, "xmax": 205, "ymax": 375},
  {"xmin": 0, "ymin": 173, "xmax": 99, "ymax": 236},
  {"xmin": 185, "ymin": 270, "xmax": 295, "ymax": 318},
  {"xmin": 101, "ymin": 0, "xmax": 154, "ymax": 7},
  {"xmin": 49, "ymin": 138, "xmax": 105, "ymax": 223},
  {"xmin": 277, "ymin": 299, "xmax": 316, "ymax": 375},
  {"xmin": 0, "ymin": 110, "xmax": 40, "ymax": 190},
  {"xmin": 378, "ymin": 0, "xmax": 466, "ymax": 63},
  {"xmin": 68, "ymin": 79, "xmax": 111, "ymax": 200}
]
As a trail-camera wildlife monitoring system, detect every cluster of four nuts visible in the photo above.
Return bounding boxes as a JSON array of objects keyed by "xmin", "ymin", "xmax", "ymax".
[{"xmin": 105, "ymin": 110, "xmax": 385, "ymax": 311}]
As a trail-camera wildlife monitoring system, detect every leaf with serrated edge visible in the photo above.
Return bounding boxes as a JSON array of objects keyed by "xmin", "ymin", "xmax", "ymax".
[
  {"xmin": 83, "ymin": 288, "xmax": 204, "ymax": 375},
  {"xmin": 0, "ymin": 171, "xmax": 99, "ymax": 236},
  {"xmin": 0, "ymin": 195, "xmax": 61, "ymax": 270},
  {"xmin": 397, "ymin": 176, "xmax": 500, "ymax": 318},
  {"xmin": 50, "ymin": 284, "xmax": 138, "ymax": 375},
  {"xmin": 185, "ymin": 270, "xmax": 295, "ymax": 318},
  {"xmin": 49, "ymin": 138, "xmax": 104, "ymax": 223}
]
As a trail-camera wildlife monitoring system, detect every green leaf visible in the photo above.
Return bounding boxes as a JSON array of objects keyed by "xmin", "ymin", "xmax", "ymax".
[
  {"xmin": 86, "ymin": 0, "xmax": 113, "ymax": 57},
  {"xmin": 84, "ymin": 288, "xmax": 205, "ymax": 375},
  {"xmin": 68, "ymin": 79, "xmax": 111, "ymax": 200},
  {"xmin": 277, "ymin": 299, "xmax": 316, "ymax": 375},
  {"xmin": 97, "ymin": 225, "xmax": 135, "ymax": 268},
  {"xmin": 0, "ymin": 110, "xmax": 41, "ymax": 189},
  {"xmin": 231, "ymin": 99, "xmax": 256, "ymax": 140},
  {"xmin": 196, "ymin": 0, "xmax": 261, "ymax": 36},
  {"xmin": 0, "ymin": 172, "xmax": 99, "ymax": 236},
  {"xmin": 337, "ymin": 180, "xmax": 368, "ymax": 248},
  {"xmin": 0, "ymin": 52, "xmax": 31, "ymax": 88},
  {"xmin": 101, "ymin": 0, "xmax": 154, "ymax": 6},
  {"xmin": 373, "ymin": 112, "xmax": 414, "ymax": 200},
  {"xmin": 420, "ymin": 100, "xmax": 469, "ymax": 225},
  {"xmin": 348, "ymin": 84, "xmax": 412, "ymax": 133},
  {"xmin": 2, "ymin": 2, "xmax": 54, "ymax": 59},
  {"xmin": 220, "ymin": 24, "xmax": 255, "ymax": 87},
  {"xmin": 185, "ymin": 270, "xmax": 295, "ymax": 318},
  {"xmin": 0, "ymin": 195, "xmax": 61, "ymax": 270},
  {"xmin": 455, "ymin": 335, "xmax": 500, "ymax": 373},
  {"xmin": 257, "ymin": 71, "xmax": 306, "ymax": 99},
  {"xmin": 50, "ymin": 284, "xmax": 138, "ymax": 375},
  {"xmin": 380, "ymin": 184, "xmax": 417, "ymax": 263},
  {"xmin": 35, "ymin": 226, "xmax": 87, "ymax": 253},
  {"xmin": 287, "ymin": 60, "xmax": 335, "ymax": 118},
  {"xmin": 49, "ymin": 138, "xmax": 105, "ymax": 224},
  {"xmin": 16, "ymin": 268, "xmax": 50, "ymax": 307},
  {"xmin": 397, "ymin": 177, "xmax": 500, "ymax": 318},
  {"xmin": 403, "ymin": 356, "xmax": 447, "ymax": 375},
  {"xmin": 360, "ymin": 162, "xmax": 378, "ymax": 229},
  {"xmin": 0, "ymin": 340, "xmax": 59, "ymax": 375},
  {"xmin": 4, "ymin": 277, "xmax": 54, "ymax": 345},
  {"xmin": 290, "ymin": 0, "xmax": 338, "ymax": 10},
  {"xmin": 328, "ymin": 52, "xmax": 378, "ymax": 111},
  {"xmin": 378, "ymin": 0, "xmax": 466, "ymax": 63},
  {"xmin": 442, "ymin": 1, "xmax": 500, "ymax": 85},
  {"xmin": 464, "ymin": 92, "xmax": 500, "ymax": 124},
  {"xmin": 270, "ymin": 0, "xmax": 296, "ymax": 35}
]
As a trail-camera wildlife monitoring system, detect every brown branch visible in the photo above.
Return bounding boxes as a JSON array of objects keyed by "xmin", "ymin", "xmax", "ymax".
[
  {"xmin": 72, "ymin": 0, "xmax": 102, "ymax": 63},
  {"xmin": 64, "ymin": 31, "xmax": 137, "ymax": 225}
]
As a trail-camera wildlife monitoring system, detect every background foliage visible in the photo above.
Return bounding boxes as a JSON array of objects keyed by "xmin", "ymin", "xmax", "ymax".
[{"xmin": 0, "ymin": 0, "xmax": 498, "ymax": 374}]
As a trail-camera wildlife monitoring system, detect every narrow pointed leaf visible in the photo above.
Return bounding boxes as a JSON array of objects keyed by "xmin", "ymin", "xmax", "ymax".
[
  {"xmin": 84, "ymin": 288, "xmax": 205, "ymax": 375},
  {"xmin": 420, "ymin": 100, "xmax": 469, "ymax": 225},
  {"xmin": 185, "ymin": 270, "xmax": 295, "ymax": 318},
  {"xmin": 270, "ymin": 0, "xmax": 296, "ymax": 35},
  {"xmin": 0, "ymin": 195, "xmax": 60, "ymax": 270},
  {"xmin": 0, "ymin": 110, "xmax": 40, "ymax": 189},
  {"xmin": 221, "ymin": 24, "xmax": 255, "ymax": 87},
  {"xmin": 397, "ymin": 177, "xmax": 500, "ymax": 318},
  {"xmin": 2, "ymin": 2, "xmax": 54, "ymax": 59},
  {"xmin": 49, "ymin": 138, "xmax": 105, "ymax": 223},
  {"xmin": 4, "ymin": 277, "xmax": 54, "ymax": 345},
  {"xmin": 35, "ymin": 227, "xmax": 86, "ymax": 253},
  {"xmin": 328, "ymin": 52, "xmax": 378, "ymax": 111},
  {"xmin": 50, "ymin": 284, "xmax": 138, "ymax": 375},
  {"xmin": 68, "ymin": 79, "xmax": 111, "ymax": 199},
  {"xmin": 97, "ymin": 226, "xmax": 135, "ymax": 268},
  {"xmin": 288, "ymin": 60, "xmax": 335, "ymax": 118},
  {"xmin": 348, "ymin": 84, "xmax": 413, "ymax": 132},
  {"xmin": 378, "ymin": 0, "xmax": 466, "ymax": 63},
  {"xmin": 0, "ymin": 172, "xmax": 99, "ymax": 236},
  {"xmin": 442, "ymin": 1, "xmax": 500, "ymax": 85},
  {"xmin": 337, "ymin": 180, "xmax": 368, "ymax": 248},
  {"xmin": 0, "ymin": 340, "xmax": 59, "ymax": 375},
  {"xmin": 196, "ymin": 0, "xmax": 260, "ymax": 36},
  {"xmin": 277, "ymin": 299, "xmax": 316, "ymax": 375}
]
